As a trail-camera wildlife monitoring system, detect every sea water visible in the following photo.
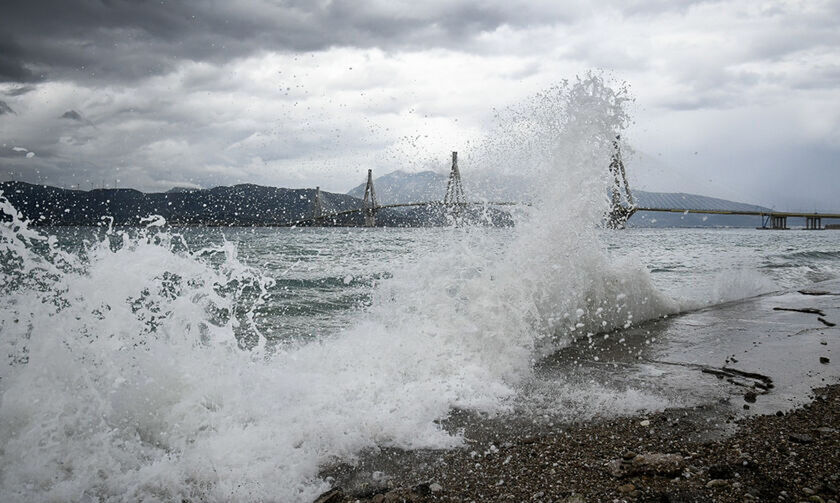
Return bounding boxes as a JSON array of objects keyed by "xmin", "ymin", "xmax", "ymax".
[{"xmin": 2, "ymin": 76, "xmax": 839, "ymax": 502}]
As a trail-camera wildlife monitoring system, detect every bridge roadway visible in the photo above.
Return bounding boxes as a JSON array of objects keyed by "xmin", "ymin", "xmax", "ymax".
[
  {"xmin": 634, "ymin": 207, "xmax": 840, "ymax": 219},
  {"xmin": 285, "ymin": 202, "xmax": 840, "ymax": 229},
  {"xmin": 632, "ymin": 207, "xmax": 840, "ymax": 229},
  {"xmin": 284, "ymin": 200, "xmax": 521, "ymax": 227}
]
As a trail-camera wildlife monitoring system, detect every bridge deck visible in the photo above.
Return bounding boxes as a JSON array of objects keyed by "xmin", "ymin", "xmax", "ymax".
[
  {"xmin": 283, "ymin": 202, "xmax": 840, "ymax": 228},
  {"xmin": 634, "ymin": 207, "xmax": 840, "ymax": 219},
  {"xmin": 284, "ymin": 201, "xmax": 523, "ymax": 226}
]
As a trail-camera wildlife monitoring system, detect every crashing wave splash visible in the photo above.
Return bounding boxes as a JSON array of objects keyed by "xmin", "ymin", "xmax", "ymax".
[{"xmin": 0, "ymin": 75, "xmax": 676, "ymax": 502}]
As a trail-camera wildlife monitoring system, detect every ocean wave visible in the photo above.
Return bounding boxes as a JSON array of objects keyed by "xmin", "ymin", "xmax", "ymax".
[{"xmin": 0, "ymin": 75, "xmax": 679, "ymax": 502}]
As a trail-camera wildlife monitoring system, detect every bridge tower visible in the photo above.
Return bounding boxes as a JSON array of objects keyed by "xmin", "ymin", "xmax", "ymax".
[
  {"xmin": 606, "ymin": 136, "xmax": 636, "ymax": 229},
  {"xmin": 312, "ymin": 186, "xmax": 323, "ymax": 220},
  {"xmin": 363, "ymin": 169, "xmax": 378, "ymax": 227},
  {"xmin": 444, "ymin": 151, "xmax": 466, "ymax": 206}
]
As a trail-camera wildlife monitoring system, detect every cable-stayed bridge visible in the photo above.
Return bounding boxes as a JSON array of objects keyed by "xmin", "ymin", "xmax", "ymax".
[
  {"xmin": 287, "ymin": 152, "xmax": 520, "ymax": 227},
  {"xmin": 287, "ymin": 147, "xmax": 840, "ymax": 230}
]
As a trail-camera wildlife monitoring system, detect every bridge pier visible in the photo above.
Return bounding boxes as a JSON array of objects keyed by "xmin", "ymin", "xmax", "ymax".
[
  {"xmin": 771, "ymin": 215, "xmax": 788, "ymax": 230},
  {"xmin": 364, "ymin": 208, "xmax": 376, "ymax": 227},
  {"xmin": 760, "ymin": 214, "xmax": 771, "ymax": 229},
  {"xmin": 806, "ymin": 215, "xmax": 822, "ymax": 230}
]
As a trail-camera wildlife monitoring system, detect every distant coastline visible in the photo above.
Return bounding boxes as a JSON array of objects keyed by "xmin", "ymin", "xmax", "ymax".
[
  {"xmin": 0, "ymin": 180, "xmax": 512, "ymax": 228},
  {"xmin": 2, "ymin": 179, "xmax": 837, "ymax": 228}
]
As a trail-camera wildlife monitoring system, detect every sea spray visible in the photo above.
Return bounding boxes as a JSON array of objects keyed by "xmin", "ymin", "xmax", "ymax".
[
  {"xmin": 1, "ymin": 209, "xmax": 279, "ymax": 501},
  {"xmin": 464, "ymin": 76, "xmax": 676, "ymax": 350},
  {"xmin": 1, "ymin": 75, "xmax": 676, "ymax": 502}
]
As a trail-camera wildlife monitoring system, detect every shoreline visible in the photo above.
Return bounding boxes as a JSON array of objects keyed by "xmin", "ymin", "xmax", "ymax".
[
  {"xmin": 317, "ymin": 282, "xmax": 840, "ymax": 503},
  {"xmin": 320, "ymin": 383, "xmax": 839, "ymax": 503}
]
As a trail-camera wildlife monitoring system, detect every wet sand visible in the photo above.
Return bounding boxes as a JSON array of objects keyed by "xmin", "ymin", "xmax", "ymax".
[{"xmin": 318, "ymin": 282, "xmax": 840, "ymax": 503}]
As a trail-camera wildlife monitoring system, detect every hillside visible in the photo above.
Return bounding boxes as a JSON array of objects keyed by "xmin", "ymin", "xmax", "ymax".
[
  {"xmin": 0, "ymin": 181, "xmax": 511, "ymax": 227},
  {"xmin": 0, "ymin": 181, "xmax": 361, "ymax": 226}
]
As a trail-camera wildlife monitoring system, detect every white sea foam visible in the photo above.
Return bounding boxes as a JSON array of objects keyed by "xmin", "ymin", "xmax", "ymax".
[{"xmin": 0, "ymin": 75, "xmax": 677, "ymax": 502}]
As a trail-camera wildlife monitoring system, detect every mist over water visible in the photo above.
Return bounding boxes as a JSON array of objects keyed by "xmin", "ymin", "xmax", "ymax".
[{"xmin": 1, "ymin": 76, "xmax": 839, "ymax": 502}]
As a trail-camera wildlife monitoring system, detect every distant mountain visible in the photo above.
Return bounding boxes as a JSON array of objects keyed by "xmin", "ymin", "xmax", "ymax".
[
  {"xmin": 634, "ymin": 191, "xmax": 769, "ymax": 213},
  {"xmin": 630, "ymin": 191, "xmax": 771, "ymax": 228},
  {"xmin": 347, "ymin": 170, "xmax": 445, "ymax": 204}
]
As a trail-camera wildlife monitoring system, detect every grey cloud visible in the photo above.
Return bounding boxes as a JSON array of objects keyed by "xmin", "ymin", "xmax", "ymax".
[
  {"xmin": 60, "ymin": 110, "xmax": 84, "ymax": 121},
  {"xmin": 3, "ymin": 85, "xmax": 35, "ymax": 96},
  {"xmin": 658, "ymin": 96, "xmax": 719, "ymax": 111},
  {"xmin": 0, "ymin": 35, "xmax": 42, "ymax": 83},
  {"xmin": 501, "ymin": 61, "xmax": 542, "ymax": 80},
  {"xmin": 619, "ymin": 0, "xmax": 710, "ymax": 16},
  {"xmin": 0, "ymin": 100, "xmax": 15, "ymax": 115},
  {"xmin": 0, "ymin": 145, "xmax": 31, "ymax": 159},
  {"xmin": 789, "ymin": 65, "xmax": 840, "ymax": 90},
  {"xmin": 0, "ymin": 0, "xmax": 577, "ymax": 84},
  {"xmin": 744, "ymin": 24, "xmax": 840, "ymax": 64},
  {"xmin": 1, "ymin": 0, "xmax": 838, "ymax": 211}
]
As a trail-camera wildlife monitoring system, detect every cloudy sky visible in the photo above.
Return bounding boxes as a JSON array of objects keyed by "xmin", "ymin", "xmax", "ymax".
[{"xmin": 1, "ymin": 0, "xmax": 838, "ymax": 210}]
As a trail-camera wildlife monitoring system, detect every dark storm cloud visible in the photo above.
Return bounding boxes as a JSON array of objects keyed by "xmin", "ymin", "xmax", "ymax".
[
  {"xmin": 60, "ymin": 110, "xmax": 84, "ymax": 121},
  {"xmin": 0, "ymin": 35, "xmax": 42, "ymax": 83},
  {"xmin": 3, "ymin": 85, "xmax": 36, "ymax": 96},
  {"xmin": 1, "ymin": 0, "xmax": 838, "ymax": 205},
  {"xmin": 0, "ymin": 0, "xmax": 573, "ymax": 84},
  {"xmin": 0, "ymin": 101, "xmax": 15, "ymax": 115}
]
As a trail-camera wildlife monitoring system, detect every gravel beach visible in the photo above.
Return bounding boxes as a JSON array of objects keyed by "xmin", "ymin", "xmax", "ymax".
[{"xmin": 319, "ymin": 383, "xmax": 839, "ymax": 503}]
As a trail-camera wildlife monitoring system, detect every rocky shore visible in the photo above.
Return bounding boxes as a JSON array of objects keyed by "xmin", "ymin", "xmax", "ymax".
[
  {"xmin": 317, "ymin": 383, "xmax": 839, "ymax": 503},
  {"xmin": 313, "ymin": 282, "xmax": 839, "ymax": 503}
]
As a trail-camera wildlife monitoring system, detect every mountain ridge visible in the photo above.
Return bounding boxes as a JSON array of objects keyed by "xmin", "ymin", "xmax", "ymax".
[
  {"xmin": 0, "ymin": 181, "xmax": 360, "ymax": 226},
  {"xmin": 0, "ymin": 180, "xmax": 512, "ymax": 227}
]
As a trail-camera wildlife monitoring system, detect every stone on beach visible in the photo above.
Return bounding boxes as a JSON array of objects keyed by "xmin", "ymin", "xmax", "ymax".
[
  {"xmin": 609, "ymin": 452, "xmax": 685, "ymax": 478},
  {"xmin": 789, "ymin": 432, "xmax": 814, "ymax": 444}
]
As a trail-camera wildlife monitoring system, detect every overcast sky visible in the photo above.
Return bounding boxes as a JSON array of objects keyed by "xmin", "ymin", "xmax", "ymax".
[{"xmin": 1, "ymin": 0, "xmax": 838, "ymax": 210}]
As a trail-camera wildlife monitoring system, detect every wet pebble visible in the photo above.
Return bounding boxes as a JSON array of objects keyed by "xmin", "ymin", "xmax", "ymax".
[
  {"xmin": 618, "ymin": 483, "xmax": 635, "ymax": 494},
  {"xmin": 789, "ymin": 433, "xmax": 814, "ymax": 444},
  {"xmin": 708, "ymin": 464, "xmax": 734, "ymax": 480}
]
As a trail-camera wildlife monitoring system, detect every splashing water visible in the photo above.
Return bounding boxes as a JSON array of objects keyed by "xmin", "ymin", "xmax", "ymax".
[{"xmin": 0, "ymin": 75, "xmax": 676, "ymax": 502}]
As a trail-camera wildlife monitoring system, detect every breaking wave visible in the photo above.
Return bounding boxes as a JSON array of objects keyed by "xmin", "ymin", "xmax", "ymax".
[{"xmin": 0, "ymin": 75, "xmax": 676, "ymax": 502}]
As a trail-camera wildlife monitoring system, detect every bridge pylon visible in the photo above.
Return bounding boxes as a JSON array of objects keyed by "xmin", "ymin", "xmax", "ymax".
[
  {"xmin": 363, "ymin": 169, "xmax": 378, "ymax": 227},
  {"xmin": 312, "ymin": 186, "xmax": 323, "ymax": 220},
  {"xmin": 606, "ymin": 136, "xmax": 636, "ymax": 229},
  {"xmin": 444, "ymin": 151, "xmax": 466, "ymax": 212}
]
